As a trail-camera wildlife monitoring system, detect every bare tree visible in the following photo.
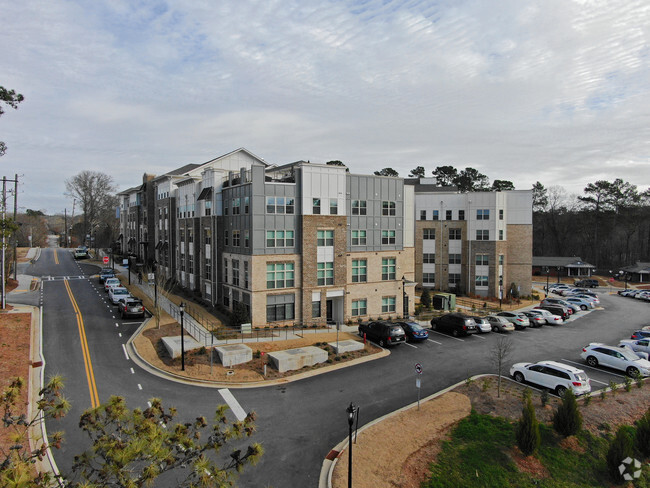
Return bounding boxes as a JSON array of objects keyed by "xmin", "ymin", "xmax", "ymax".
[
  {"xmin": 490, "ymin": 336, "xmax": 513, "ymax": 398},
  {"xmin": 64, "ymin": 171, "xmax": 117, "ymax": 246}
]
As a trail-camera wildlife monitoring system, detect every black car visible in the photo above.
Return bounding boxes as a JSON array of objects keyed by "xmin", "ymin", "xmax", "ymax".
[
  {"xmin": 358, "ymin": 321, "xmax": 406, "ymax": 347},
  {"xmin": 430, "ymin": 313, "xmax": 478, "ymax": 337},
  {"xmin": 575, "ymin": 279, "xmax": 599, "ymax": 288}
]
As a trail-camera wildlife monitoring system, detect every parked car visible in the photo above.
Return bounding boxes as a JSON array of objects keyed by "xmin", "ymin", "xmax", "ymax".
[
  {"xmin": 486, "ymin": 315, "xmax": 515, "ymax": 333},
  {"xmin": 527, "ymin": 308, "xmax": 563, "ymax": 325},
  {"xmin": 469, "ymin": 316, "xmax": 492, "ymax": 333},
  {"xmin": 116, "ymin": 297, "xmax": 145, "ymax": 319},
  {"xmin": 618, "ymin": 339, "xmax": 650, "ymax": 358},
  {"xmin": 637, "ymin": 291, "xmax": 650, "ymax": 302},
  {"xmin": 564, "ymin": 297, "xmax": 594, "ymax": 310},
  {"xmin": 631, "ymin": 330, "xmax": 650, "ymax": 340},
  {"xmin": 395, "ymin": 321, "xmax": 429, "ymax": 342},
  {"xmin": 510, "ymin": 360, "xmax": 591, "ymax": 396},
  {"xmin": 358, "ymin": 321, "xmax": 406, "ymax": 347},
  {"xmin": 575, "ymin": 279, "xmax": 599, "ymax": 288},
  {"xmin": 99, "ymin": 268, "xmax": 115, "ymax": 284},
  {"xmin": 580, "ymin": 343, "xmax": 650, "ymax": 377},
  {"xmin": 547, "ymin": 284, "xmax": 571, "ymax": 294},
  {"xmin": 534, "ymin": 305, "xmax": 570, "ymax": 321},
  {"xmin": 521, "ymin": 311, "xmax": 545, "ymax": 327},
  {"xmin": 104, "ymin": 277, "xmax": 121, "ymax": 292},
  {"xmin": 108, "ymin": 286, "xmax": 131, "ymax": 305},
  {"xmin": 496, "ymin": 311, "xmax": 529, "ymax": 330},
  {"xmin": 572, "ymin": 294, "xmax": 600, "ymax": 306},
  {"xmin": 541, "ymin": 298, "xmax": 578, "ymax": 313},
  {"xmin": 430, "ymin": 313, "xmax": 478, "ymax": 337}
]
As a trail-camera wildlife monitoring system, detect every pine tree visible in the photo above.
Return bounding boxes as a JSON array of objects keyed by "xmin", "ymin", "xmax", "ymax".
[
  {"xmin": 552, "ymin": 389, "xmax": 582, "ymax": 436},
  {"xmin": 606, "ymin": 426, "xmax": 635, "ymax": 481},
  {"xmin": 420, "ymin": 288, "xmax": 431, "ymax": 309},
  {"xmin": 635, "ymin": 407, "xmax": 650, "ymax": 458},
  {"xmin": 516, "ymin": 397, "xmax": 540, "ymax": 456}
]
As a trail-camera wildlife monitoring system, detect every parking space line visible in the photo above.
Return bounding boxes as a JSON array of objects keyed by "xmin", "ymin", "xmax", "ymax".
[
  {"xmin": 588, "ymin": 378, "xmax": 609, "ymax": 386},
  {"xmin": 122, "ymin": 344, "xmax": 130, "ymax": 360},
  {"xmin": 404, "ymin": 342, "xmax": 418, "ymax": 349},
  {"xmin": 428, "ymin": 330, "xmax": 464, "ymax": 342},
  {"xmin": 560, "ymin": 359, "xmax": 626, "ymax": 378},
  {"xmin": 473, "ymin": 334, "xmax": 486, "ymax": 340},
  {"xmin": 427, "ymin": 338, "xmax": 442, "ymax": 345}
]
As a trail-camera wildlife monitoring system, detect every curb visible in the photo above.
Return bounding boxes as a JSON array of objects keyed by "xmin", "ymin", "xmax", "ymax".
[
  {"xmin": 318, "ymin": 373, "xmax": 496, "ymax": 488},
  {"xmin": 126, "ymin": 321, "xmax": 391, "ymax": 389}
]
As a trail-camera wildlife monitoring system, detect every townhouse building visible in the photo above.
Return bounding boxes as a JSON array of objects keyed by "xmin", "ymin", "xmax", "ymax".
[{"xmin": 117, "ymin": 148, "xmax": 532, "ymax": 328}]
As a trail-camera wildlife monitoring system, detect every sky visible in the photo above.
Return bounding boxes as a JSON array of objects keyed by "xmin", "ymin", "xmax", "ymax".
[{"xmin": 2, "ymin": 0, "xmax": 649, "ymax": 214}]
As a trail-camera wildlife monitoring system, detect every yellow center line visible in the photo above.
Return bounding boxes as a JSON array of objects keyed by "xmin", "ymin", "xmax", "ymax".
[
  {"xmin": 64, "ymin": 279, "xmax": 99, "ymax": 408},
  {"xmin": 53, "ymin": 249, "xmax": 59, "ymax": 265}
]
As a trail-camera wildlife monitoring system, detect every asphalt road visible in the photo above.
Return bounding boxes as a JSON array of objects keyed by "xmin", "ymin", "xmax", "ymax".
[{"xmin": 30, "ymin": 243, "xmax": 649, "ymax": 487}]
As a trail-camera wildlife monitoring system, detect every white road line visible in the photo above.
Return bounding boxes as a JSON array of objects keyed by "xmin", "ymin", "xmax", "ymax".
[
  {"xmin": 404, "ymin": 342, "xmax": 418, "ymax": 349},
  {"xmin": 138, "ymin": 384, "xmax": 142, "ymax": 390},
  {"xmin": 115, "ymin": 323, "xmax": 119, "ymax": 327},
  {"xmin": 427, "ymin": 338, "xmax": 442, "ymax": 345},
  {"xmin": 473, "ymin": 334, "xmax": 486, "ymax": 340},
  {"xmin": 118, "ymin": 333, "xmax": 122, "ymax": 338},
  {"xmin": 428, "ymin": 330, "xmax": 464, "ymax": 342},
  {"xmin": 147, "ymin": 401, "xmax": 152, "ymax": 408},
  {"xmin": 130, "ymin": 368, "xmax": 135, "ymax": 374},
  {"xmin": 560, "ymin": 359, "xmax": 626, "ymax": 378},
  {"xmin": 122, "ymin": 344, "xmax": 130, "ymax": 360},
  {"xmin": 218, "ymin": 388, "xmax": 248, "ymax": 422},
  {"xmin": 588, "ymin": 378, "xmax": 609, "ymax": 386}
]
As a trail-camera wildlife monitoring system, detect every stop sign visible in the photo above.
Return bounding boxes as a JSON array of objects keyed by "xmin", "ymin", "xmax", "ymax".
[{"xmin": 103, "ymin": 256, "xmax": 109, "ymax": 264}]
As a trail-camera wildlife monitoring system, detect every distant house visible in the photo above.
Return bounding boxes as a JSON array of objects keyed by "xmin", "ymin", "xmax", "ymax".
[
  {"xmin": 532, "ymin": 257, "xmax": 596, "ymax": 278},
  {"xmin": 620, "ymin": 262, "xmax": 650, "ymax": 283}
]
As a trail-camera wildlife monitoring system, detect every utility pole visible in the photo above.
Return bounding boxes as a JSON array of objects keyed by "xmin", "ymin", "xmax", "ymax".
[
  {"xmin": 64, "ymin": 208, "xmax": 67, "ymax": 248},
  {"xmin": 2, "ymin": 176, "xmax": 6, "ymax": 309},
  {"xmin": 12, "ymin": 174, "xmax": 18, "ymax": 280}
]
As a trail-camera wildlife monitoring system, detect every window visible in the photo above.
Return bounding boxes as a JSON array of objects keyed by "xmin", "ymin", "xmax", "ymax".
[
  {"xmin": 204, "ymin": 228, "xmax": 212, "ymax": 246},
  {"xmin": 499, "ymin": 254, "xmax": 504, "ymax": 265},
  {"xmin": 476, "ymin": 230, "xmax": 489, "ymax": 240},
  {"xmin": 244, "ymin": 196, "xmax": 249, "ymax": 214},
  {"xmin": 232, "ymin": 198, "xmax": 241, "ymax": 214},
  {"xmin": 422, "ymin": 273, "xmax": 435, "ymax": 284},
  {"xmin": 499, "ymin": 230, "xmax": 504, "ymax": 240},
  {"xmin": 266, "ymin": 197, "xmax": 275, "ymax": 214},
  {"xmin": 458, "ymin": 210, "xmax": 465, "ymax": 220},
  {"xmin": 317, "ymin": 230, "xmax": 334, "ymax": 246},
  {"xmin": 423, "ymin": 253, "xmax": 435, "ymax": 264},
  {"xmin": 381, "ymin": 229, "xmax": 396, "ymax": 244},
  {"xmin": 232, "ymin": 260, "xmax": 240, "ymax": 287},
  {"xmin": 224, "ymin": 201, "xmax": 228, "ymax": 216},
  {"xmin": 475, "ymin": 275, "xmax": 489, "ymax": 287},
  {"xmin": 312, "ymin": 301, "xmax": 321, "ymax": 318},
  {"xmin": 244, "ymin": 230, "xmax": 249, "ymax": 248},
  {"xmin": 224, "ymin": 230, "xmax": 228, "ymax": 246},
  {"xmin": 352, "ymin": 200, "xmax": 367, "ymax": 215},
  {"xmin": 499, "ymin": 209, "xmax": 504, "ymax": 220},
  {"xmin": 179, "ymin": 254, "xmax": 185, "ymax": 272},
  {"xmin": 449, "ymin": 254, "xmax": 461, "ymax": 264},
  {"xmin": 476, "ymin": 254, "xmax": 489, "ymax": 266},
  {"xmin": 352, "ymin": 299, "xmax": 367, "ymax": 316},
  {"xmin": 205, "ymin": 200, "xmax": 212, "ymax": 216},
  {"xmin": 382, "ymin": 258, "xmax": 396, "ymax": 280},
  {"xmin": 382, "ymin": 296, "xmax": 396, "ymax": 313},
  {"xmin": 330, "ymin": 199, "xmax": 338, "ymax": 215},
  {"xmin": 420, "ymin": 210, "xmax": 426, "ymax": 220},
  {"xmin": 286, "ymin": 198, "xmax": 294, "ymax": 214},
  {"xmin": 446, "ymin": 210, "xmax": 452, "ymax": 220},
  {"xmin": 266, "ymin": 303, "xmax": 295, "ymax": 322},
  {"xmin": 449, "ymin": 273, "xmax": 461, "ymax": 285},
  {"xmin": 244, "ymin": 262, "xmax": 249, "ymax": 288},
  {"xmin": 432, "ymin": 210, "xmax": 439, "ymax": 220},
  {"xmin": 382, "ymin": 201, "xmax": 396, "ymax": 216},
  {"xmin": 266, "ymin": 196, "xmax": 293, "ymax": 214},
  {"xmin": 351, "ymin": 230, "xmax": 367, "ymax": 246},
  {"xmin": 477, "ymin": 209, "xmax": 490, "ymax": 220},
  {"xmin": 188, "ymin": 230, "xmax": 193, "ymax": 243},
  {"xmin": 266, "ymin": 263, "xmax": 295, "ymax": 289},
  {"xmin": 352, "ymin": 259, "xmax": 367, "ymax": 283},
  {"xmin": 267, "ymin": 230, "xmax": 295, "ymax": 247},
  {"xmin": 233, "ymin": 230, "xmax": 240, "ymax": 247},
  {"xmin": 317, "ymin": 262, "xmax": 334, "ymax": 286},
  {"xmin": 205, "ymin": 258, "xmax": 212, "ymax": 280},
  {"xmin": 223, "ymin": 259, "xmax": 228, "ymax": 283},
  {"xmin": 188, "ymin": 257, "xmax": 194, "ymax": 274},
  {"xmin": 449, "ymin": 228, "xmax": 461, "ymax": 240},
  {"xmin": 223, "ymin": 286, "xmax": 230, "ymax": 307},
  {"xmin": 313, "ymin": 198, "xmax": 321, "ymax": 214},
  {"xmin": 423, "ymin": 228, "xmax": 435, "ymax": 240}
]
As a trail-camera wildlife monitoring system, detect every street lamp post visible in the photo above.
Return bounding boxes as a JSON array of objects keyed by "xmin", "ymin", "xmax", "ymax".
[
  {"xmin": 180, "ymin": 302, "xmax": 186, "ymax": 371},
  {"xmin": 402, "ymin": 275, "xmax": 408, "ymax": 319},
  {"xmin": 545, "ymin": 267, "xmax": 550, "ymax": 299},
  {"xmin": 153, "ymin": 260, "xmax": 158, "ymax": 311},
  {"xmin": 499, "ymin": 275, "xmax": 503, "ymax": 309},
  {"xmin": 346, "ymin": 402, "xmax": 358, "ymax": 488}
]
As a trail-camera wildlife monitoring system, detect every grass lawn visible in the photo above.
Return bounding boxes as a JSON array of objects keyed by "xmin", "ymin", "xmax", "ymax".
[{"xmin": 425, "ymin": 411, "xmax": 650, "ymax": 488}]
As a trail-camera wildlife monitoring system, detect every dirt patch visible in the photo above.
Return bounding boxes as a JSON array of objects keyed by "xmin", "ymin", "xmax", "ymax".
[
  {"xmin": 0, "ymin": 312, "xmax": 32, "ymax": 452},
  {"xmin": 331, "ymin": 377, "xmax": 650, "ymax": 488},
  {"xmin": 133, "ymin": 320, "xmax": 381, "ymax": 383}
]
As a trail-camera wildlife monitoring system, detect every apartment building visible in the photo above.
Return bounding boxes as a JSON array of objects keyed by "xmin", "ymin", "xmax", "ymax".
[
  {"xmin": 117, "ymin": 148, "xmax": 532, "ymax": 327},
  {"xmin": 409, "ymin": 178, "xmax": 533, "ymax": 298}
]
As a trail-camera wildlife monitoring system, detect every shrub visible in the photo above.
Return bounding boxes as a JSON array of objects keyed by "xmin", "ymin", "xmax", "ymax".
[
  {"xmin": 522, "ymin": 387, "xmax": 532, "ymax": 403},
  {"xmin": 420, "ymin": 288, "xmax": 431, "ymax": 309},
  {"xmin": 600, "ymin": 390, "xmax": 607, "ymax": 401},
  {"xmin": 609, "ymin": 380, "xmax": 618, "ymax": 395},
  {"xmin": 624, "ymin": 375, "xmax": 632, "ymax": 392},
  {"xmin": 540, "ymin": 389, "xmax": 549, "ymax": 407},
  {"xmin": 635, "ymin": 408, "xmax": 650, "ymax": 458},
  {"xmin": 636, "ymin": 372, "xmax": 644, "ymax": 389},
  {"xmin": 516, "ymin": 397, "xmax": 540, "ymax": 456},
  {"xmin": 583, "ymin": 392, "xmax": 591, "ymax": 406},
  {"xmin": 606, "ymin": 426, "xmax": 635, "ymax": 481},
  {"xmin": 553, "ymin": 389, "xmax": 582, "ymax": 437}
]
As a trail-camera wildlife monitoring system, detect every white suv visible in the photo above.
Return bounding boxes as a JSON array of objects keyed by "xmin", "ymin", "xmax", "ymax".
[
  {"xmin": 510, "ymin": 360, "xmax": 591, "ymax": 396},
  {"xmin": 580, "ymin": 343, "xmax": 650, "ymax": 377}
]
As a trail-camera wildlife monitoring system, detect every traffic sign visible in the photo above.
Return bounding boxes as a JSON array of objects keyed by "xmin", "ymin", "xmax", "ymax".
[
  {"xmin": 415, "ymin": 363, "xmax": 422, "ymax": 375},
  {"xmin": 103, "ymin": 256, "xmax": 109, "ymax": 264}
]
